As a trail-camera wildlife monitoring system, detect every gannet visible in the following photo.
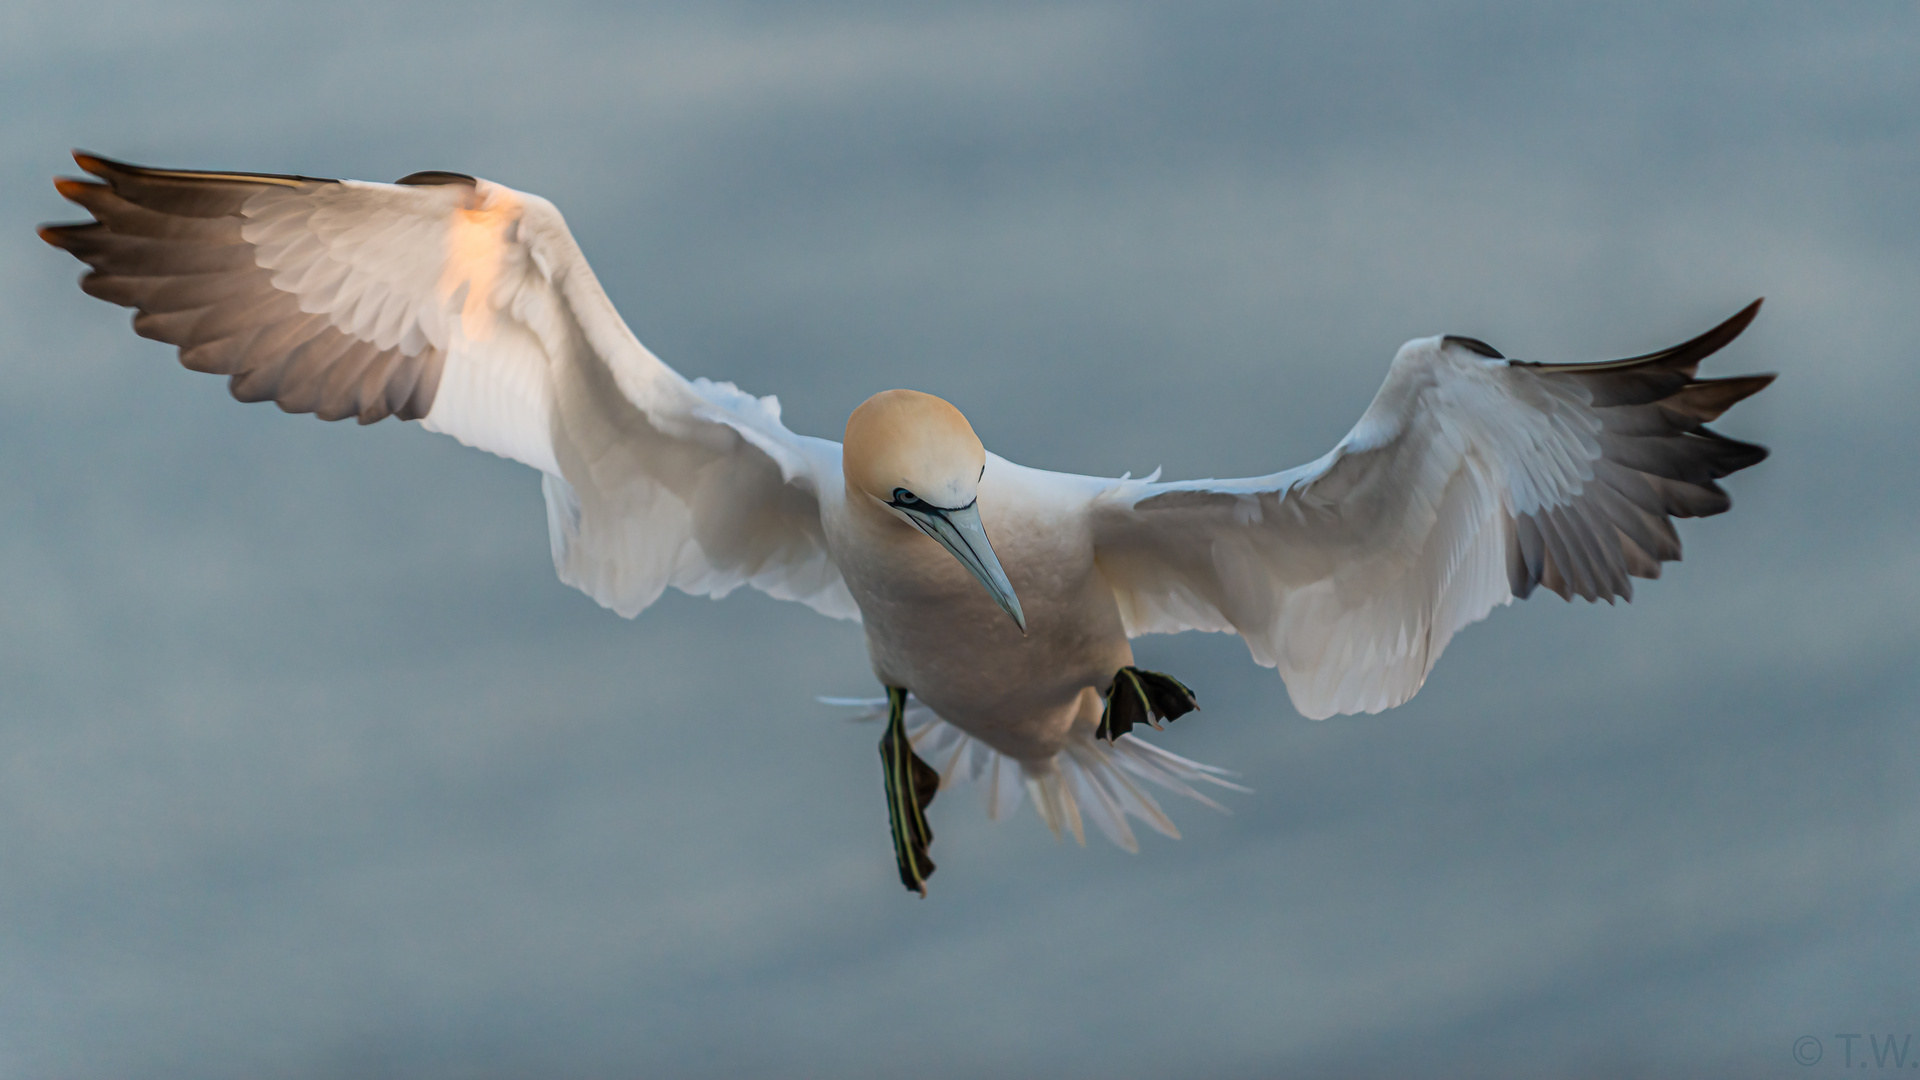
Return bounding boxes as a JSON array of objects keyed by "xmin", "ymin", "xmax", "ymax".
[{"xmin": 40, "ymin": 153, "xmax": 1775, "ymax": 895}]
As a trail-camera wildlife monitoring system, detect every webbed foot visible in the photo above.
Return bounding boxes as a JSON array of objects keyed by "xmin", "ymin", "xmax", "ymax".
[
  {"xmin": 1097, "ymin": 666, "xmax": 1199, "ymax": 742},
  {"xmin": 878, "ymin": 686, "xmax": 938, "ymax": 896}
]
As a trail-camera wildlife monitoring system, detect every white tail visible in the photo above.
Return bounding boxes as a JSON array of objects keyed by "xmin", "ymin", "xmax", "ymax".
[{"xmin": 822, "ymin": 696, "xmax": 1247, "ymax": 852}]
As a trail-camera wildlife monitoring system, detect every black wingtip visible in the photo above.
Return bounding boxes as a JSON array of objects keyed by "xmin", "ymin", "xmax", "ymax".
[
  {"xmin": 1517, "ymin": 299, "xmax": 1766, "ymax": 375},
  {"xmin": 70, "ymin": 150, "xmax": 159, "ymax": 183},
  {"xmin": 1639, "ymin": 298, "xmax": 1764, "ymax": 370},
  {"xmin": 1714, "ymin": 296, "xmax": 1765, "ymax": 345},
  {"xmin": 1443, "ymin": 335, "xmax": 1505, "ymax": 360},
  {"xmin": 52, "ymin": 176, "xmax": 104, "ymax": 201},
  {"xmin": 72, "ymin": 149, "xmax": 116, "ymax": 179},
  {"xmin": 1698, "ymin": 429, "xmax": 1772, "ymax": 475},
  {"xmin": 64, "ymin": 150, "xmax": 335, "ymax": 188},
  {"xmin": 394, "ymin": 170, "xmax": 477, "ymax": 188}
]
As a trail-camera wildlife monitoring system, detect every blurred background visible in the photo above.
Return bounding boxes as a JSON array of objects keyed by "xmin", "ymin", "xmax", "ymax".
[{"xmin": 3, "ymin": 2, "xmax": 1915, "ymax": 1076}]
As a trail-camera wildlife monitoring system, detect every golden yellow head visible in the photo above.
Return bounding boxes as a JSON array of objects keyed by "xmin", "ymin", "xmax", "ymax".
[
  {"xmin": 843, "ymin": 389, "xmax": 985, "ymax": 509},
  {"xmin": 842, "ymin": 389, "xmax": 1024, "ymax": 631}
]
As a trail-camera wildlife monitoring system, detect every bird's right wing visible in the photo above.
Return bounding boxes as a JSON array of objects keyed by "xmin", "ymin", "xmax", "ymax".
[
  {"xmin": 1090, "ymin": 303, "xmax": 1773, "ymax": 719},
  {"xmin": 41, "ymin": 152, "xmax": 858, "ymax": 621}
]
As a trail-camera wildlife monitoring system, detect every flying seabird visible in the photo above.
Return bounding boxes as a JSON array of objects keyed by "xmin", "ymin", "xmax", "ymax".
[{"xmin": 40, "ymin": 153, "xmax": 1775, "ymax": 895}]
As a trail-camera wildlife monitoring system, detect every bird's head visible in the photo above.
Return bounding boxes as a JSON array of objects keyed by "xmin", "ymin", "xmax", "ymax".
[{"xmin": 844, "ymin": 389, "xmax": 1025, "ymax": 633}]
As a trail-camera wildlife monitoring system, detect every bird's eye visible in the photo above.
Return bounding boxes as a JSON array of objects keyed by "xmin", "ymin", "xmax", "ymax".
[{"xmin": 892, "ymin": 488, "xmax": 919, "ymax": 505}]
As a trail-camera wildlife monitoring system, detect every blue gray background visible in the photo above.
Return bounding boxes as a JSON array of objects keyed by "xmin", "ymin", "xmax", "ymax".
[{"xmin": 4, "ymin": 2, "xmax": 1916, "ymax": 1076}]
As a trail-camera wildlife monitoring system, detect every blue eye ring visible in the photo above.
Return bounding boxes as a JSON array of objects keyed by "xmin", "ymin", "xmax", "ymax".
[{"xmin": 892, "ymin": 488, "xmax": 919, "ymax": 505}]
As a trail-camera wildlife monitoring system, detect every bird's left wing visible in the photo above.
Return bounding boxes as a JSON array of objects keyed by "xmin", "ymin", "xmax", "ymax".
[
  {"xmin": 41, "ymin": 152, "xmax": 858, "ymax": 621},
  {"xmin": 1089, "ymin": 302, "xmax": 1773, "ymax": 719}
]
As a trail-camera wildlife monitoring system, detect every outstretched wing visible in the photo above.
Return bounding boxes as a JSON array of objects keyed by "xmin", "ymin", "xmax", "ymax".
[
  {"xmin": 1090, "ymin": 302, "xmax": 1773, "ymax": 719},
  {"xmin": 40, "ymin": 152, "xmax": 857, "ymax": 620}
]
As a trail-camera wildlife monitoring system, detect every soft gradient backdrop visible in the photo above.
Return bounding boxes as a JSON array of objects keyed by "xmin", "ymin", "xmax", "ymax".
[{"xmin": 4, "ymin": 2, "xmax": 1915, "ymax": 1076}]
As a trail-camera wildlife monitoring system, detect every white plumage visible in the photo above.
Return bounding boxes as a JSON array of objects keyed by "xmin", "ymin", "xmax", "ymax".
[{"xmin": 42, "ymin": 154, "xmax": 1773, "ymax": 889}]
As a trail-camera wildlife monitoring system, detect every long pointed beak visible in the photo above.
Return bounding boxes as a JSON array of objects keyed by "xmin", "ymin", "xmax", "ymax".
[{"xmin": 898, "ymin": 501, "xmax": 1027, "ymax": 634}]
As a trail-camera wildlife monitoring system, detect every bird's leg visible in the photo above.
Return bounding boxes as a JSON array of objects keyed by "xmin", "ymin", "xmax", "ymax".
[
  {"xmin": 878, "ymin": 686, "xmax": 939, "ymax": 897},
  {"xmin": 1097, "ymin": 667, "xmax": 1200, "ymax": 742}
]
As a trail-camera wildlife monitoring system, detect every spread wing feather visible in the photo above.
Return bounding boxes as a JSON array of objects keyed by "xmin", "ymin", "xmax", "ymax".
[
  {"xmin": 1091, "ymin": 302, "xmax": 1772, "ymax": 719},
  {"xmin": 41, "ymin": 152, "xmax": 857, "ymax": 621}
]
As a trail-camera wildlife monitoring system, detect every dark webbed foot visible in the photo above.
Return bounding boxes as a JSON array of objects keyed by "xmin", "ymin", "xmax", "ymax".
[
  {"xmin": 878, "ymin": 686, "xmax": 938, "ymax": 896},
  {"xmin": 1097, "ymin": 667, "xmax": 1199, "ymax": 742}
]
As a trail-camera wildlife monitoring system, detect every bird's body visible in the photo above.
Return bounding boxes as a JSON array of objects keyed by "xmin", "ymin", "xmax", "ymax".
[
  {"xmin": 831, "ymin": 458, "xmax": 1126, "ymax": 762},
  {"xmin": 41, "ymin": 153, "xmax": 1776, "ymax": 893}
]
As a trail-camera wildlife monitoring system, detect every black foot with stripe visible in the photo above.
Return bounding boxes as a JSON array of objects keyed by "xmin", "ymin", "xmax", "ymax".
[
  {"xmin": 1097, "ymin": 667, "xmax": 1199, "ymax": 742},
  {"xmin": 879, "ymin": 687, "xmax": 939, "ymax": 896}
]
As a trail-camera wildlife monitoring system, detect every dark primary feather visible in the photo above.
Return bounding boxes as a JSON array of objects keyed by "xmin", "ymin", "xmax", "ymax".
[
  {"xmin": 38, "ymin": 152, "xmax": 457, "ymax": 425},
  {"xmin": 1501, "ymin": 299, "xmax": 1773, "ymax": 602}
]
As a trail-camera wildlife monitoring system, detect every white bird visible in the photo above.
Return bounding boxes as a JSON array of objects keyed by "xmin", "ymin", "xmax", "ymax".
[{"xmin": 42, "ymin": 153, "xmax": 1774, "ymax": 895}]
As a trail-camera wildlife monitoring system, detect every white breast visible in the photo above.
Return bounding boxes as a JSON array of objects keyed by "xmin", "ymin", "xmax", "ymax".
[{"xmin": 824, "ymin": 462, "xmax": 1132, "ymax": 761}]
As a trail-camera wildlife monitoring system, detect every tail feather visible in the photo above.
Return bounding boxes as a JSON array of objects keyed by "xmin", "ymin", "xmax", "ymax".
[{"xmin": 823, "ymin": 696, "xmax": 1246, "ymax": 851}]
